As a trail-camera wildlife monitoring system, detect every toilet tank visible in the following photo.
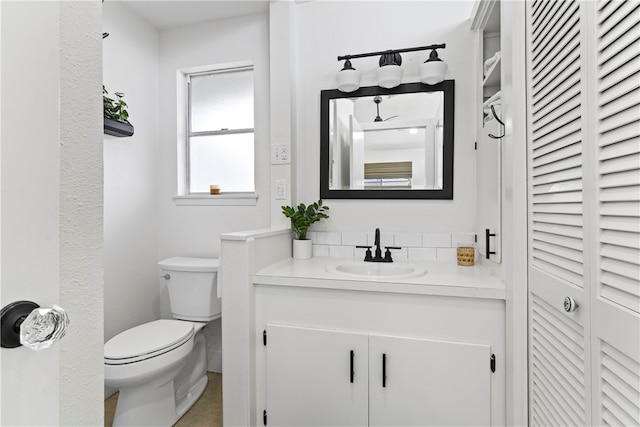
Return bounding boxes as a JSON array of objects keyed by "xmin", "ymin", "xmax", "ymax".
[{"xmin": 158, "ymin": 257, "xmax": 221, "ymax": 322}]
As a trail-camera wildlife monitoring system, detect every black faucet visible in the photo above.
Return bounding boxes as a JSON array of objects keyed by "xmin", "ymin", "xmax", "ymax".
[
  {"xmin": 374, "ymin": 228, "xmax": 382, "ymax": 261},
  {"xmin": 356, "ymin": 228, "xmax": 402, "ymax": 262}
]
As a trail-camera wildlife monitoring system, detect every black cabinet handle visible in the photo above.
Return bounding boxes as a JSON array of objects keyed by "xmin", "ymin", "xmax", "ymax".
[
  {"xmin": 350, "ymin": 350, "xmax": 354, "ymax": 383},
  {"xmin": 485, "ymin": 228, "xmax": 496, "ymax": 259},
  {"xmin": 382, "ymin": 353, "xmax": 387, "ymax": 388}
]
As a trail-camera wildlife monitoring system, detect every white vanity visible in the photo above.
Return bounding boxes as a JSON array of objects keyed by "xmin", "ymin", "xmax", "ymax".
[
  {"xmin": 255, "ymin": 257, "xmax": 505, "ymax": 426},
  {"xmin": 221, "ymin": 229, "xmax": 506, "ymax": 427}
]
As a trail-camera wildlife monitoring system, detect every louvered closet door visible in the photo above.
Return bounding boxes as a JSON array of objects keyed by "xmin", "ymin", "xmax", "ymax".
[
  {"xmin": 526, "ymin": 0, "xmax": 590, "ymax": 425},
  {"xmin": 592, "ymin": 1, "xmax": 640, "ymax": 424},
  {"xmin": 527, "ymin": 1, "xmax": 640, "ymax": 426}
]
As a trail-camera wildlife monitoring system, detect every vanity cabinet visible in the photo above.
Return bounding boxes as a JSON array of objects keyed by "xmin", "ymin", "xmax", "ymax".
[
  {"xmin": 265, "ymin": 324, "xmax": 490, "ymax": 427},
  {"xmin": 255, "ymin": 280, "xmax": 505, "ymax": 426}
]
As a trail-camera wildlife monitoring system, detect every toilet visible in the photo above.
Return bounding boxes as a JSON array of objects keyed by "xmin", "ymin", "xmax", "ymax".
[{"xmin": 104, "ymin": 257, "xmax": 220, "ymax": 427}]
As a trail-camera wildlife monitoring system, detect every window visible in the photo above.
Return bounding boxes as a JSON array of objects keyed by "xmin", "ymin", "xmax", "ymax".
[
  {"xmin": 364, "ymin": 161, "xmax": 413, "ymax": 188},
  {"xmin": 187, "ymin": 66, "xmax": 254, "ymax": 194}
]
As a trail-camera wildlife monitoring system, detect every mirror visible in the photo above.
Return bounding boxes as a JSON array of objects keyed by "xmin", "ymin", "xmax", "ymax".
[{"xmin": 320, "ymin": 81, "xmax": 454, "ymax": 199}]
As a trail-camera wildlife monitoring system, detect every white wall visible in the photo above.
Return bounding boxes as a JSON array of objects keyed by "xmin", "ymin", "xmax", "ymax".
[
  {"xmin": 101, "ymin": 4, "xmax": 270, "ymax": 375},
  {"xmin": 157, "ymin": 13, "xmax": 271, "ymax": 263},
  {"xmin": 293, "ymin": 1, "xmax": 477, "ymax": 233},
  {"xmin": 103, "ymin": 2, "xmax": 161, "ymax": 343},
  {"xmin": 155, "ymin": 13, "xmax": 270, "ymax": 371}
]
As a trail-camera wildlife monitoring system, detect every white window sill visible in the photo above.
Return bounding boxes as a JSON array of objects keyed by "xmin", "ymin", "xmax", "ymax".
[{"xmin": 173, "ymin": 193, "xmax": 259, "ymax": 206}]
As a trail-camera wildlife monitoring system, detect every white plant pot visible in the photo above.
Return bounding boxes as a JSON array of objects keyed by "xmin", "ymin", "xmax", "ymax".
[{"xmin": 292, "ymin": 239, "xmax": 312, "ymax": 260}]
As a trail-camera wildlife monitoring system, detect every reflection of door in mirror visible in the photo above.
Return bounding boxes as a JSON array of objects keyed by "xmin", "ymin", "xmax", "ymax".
[
  {"xmin": 329, "ymin": 92, "xmax": 444, "ymax": 191},
  {"xmin": 350, "ymin": 116, "xmax": 365, "ymax": 188}
]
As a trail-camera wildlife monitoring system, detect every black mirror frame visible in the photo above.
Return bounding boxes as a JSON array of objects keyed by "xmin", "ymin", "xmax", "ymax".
[{"xmin": 320, "ymin": 80, "xmax": 454, "ymax": 200}]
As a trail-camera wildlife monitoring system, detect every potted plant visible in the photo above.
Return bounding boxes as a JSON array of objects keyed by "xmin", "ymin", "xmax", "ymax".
[
  {"xmin": 103, "ymin": 85, "xmax": 134, "ymax": 137},
  {"xmin": 282, "ymin": 199, "xmax": 330, "ymax": 259}
]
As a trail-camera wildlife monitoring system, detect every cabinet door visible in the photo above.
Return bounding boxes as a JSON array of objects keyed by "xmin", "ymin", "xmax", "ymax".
[
  {"xmin": 266, "ymin": 324, "xmax": 369, "ymax": 426},
  {"xmin": 369, "ymin": 334, "xmax": 491, "ymax": 426},
  {"xmin": 476, "ymin": 118, "xmax": 502, "ymax": 263}
]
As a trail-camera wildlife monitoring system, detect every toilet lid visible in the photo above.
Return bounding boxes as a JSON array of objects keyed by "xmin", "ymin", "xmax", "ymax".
[{"xmin": 104, "ymin": 319, "xmax": 194, "ymax": 364}]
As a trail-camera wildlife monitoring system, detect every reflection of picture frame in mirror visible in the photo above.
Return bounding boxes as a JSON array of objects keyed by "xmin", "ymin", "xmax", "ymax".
[{"xmin": 321, "ymin": 81, "xmax": 454, "ymax": 199}]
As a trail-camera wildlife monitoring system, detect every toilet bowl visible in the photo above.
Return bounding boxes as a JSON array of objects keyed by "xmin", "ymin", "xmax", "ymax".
[{"xmin": 104, "ymin": 257, "xmax": 220, "ymax": 427}]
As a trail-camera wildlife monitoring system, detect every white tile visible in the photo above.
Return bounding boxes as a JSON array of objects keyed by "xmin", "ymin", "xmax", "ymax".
[
  {"xmin": 408, "ymin": 247, "xmax": 437, "ymax": 260},
  {"xmin": 307, "ymin": 231, "xmax": 317, "ymax": 243},
  {"xmin": 354, "ymin": 246, "xmax": 370, "ymax": 261},
  {"xmin": 452, "ymin": 233, "xmax": 475, "ymax": 247},
  {"xmin": 312, "ymin": 244, "xmax": 329, "ymax": 257},
  {"xmin": 342, "ymin": 232, "xmax": 368, "ymax": 246},
  {"xmin": 422, "ymin": 233, "xmax": 452, "ymax": 248},
  {"xmin": 436, "ymin": 247, "xmax": 457, "ymax": 261},
  {"xmin": 315, "ymin": 231, "xmax": 341, "ymax": 245},
  {"xmin": 388, "ymin": 247, "xmax": 408, "ymax": 260},
  {"xmin": 394, "ymin": 232, "xmax": 422, "ymax": 247},
  {"xmin": 329, "ymin": 245, "xmax": 354, "ymax": 258}
]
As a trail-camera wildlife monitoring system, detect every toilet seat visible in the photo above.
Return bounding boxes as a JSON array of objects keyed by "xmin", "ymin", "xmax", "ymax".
[{"xmin": 105, "ymin": 319, "xmax": 194, "ymax": 365}]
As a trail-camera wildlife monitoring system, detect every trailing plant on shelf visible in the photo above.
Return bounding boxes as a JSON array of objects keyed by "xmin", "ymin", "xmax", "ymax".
[
  {"xmin": 103, "ymin": 85, "xmax": 130, "ymax": 123},
  {"xmin": 282, "ymin": 199, "xmax": 330, "ymax": 240}
]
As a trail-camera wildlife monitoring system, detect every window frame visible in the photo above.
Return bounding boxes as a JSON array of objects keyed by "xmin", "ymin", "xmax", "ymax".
[{"xmin": 175, "ymin": 63, "xmax": 258, "ymax": 205}]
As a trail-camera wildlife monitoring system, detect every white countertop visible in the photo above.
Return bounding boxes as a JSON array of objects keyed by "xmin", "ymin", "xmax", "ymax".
[{"xmin": 254, "ymin": 257, "xmax": 505, "ymax": 300}]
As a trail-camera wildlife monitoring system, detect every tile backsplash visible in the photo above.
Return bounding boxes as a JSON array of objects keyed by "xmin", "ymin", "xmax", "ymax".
[{"xmin": 308, "ymin": 231, "xmax": 476, "ymax": 262}]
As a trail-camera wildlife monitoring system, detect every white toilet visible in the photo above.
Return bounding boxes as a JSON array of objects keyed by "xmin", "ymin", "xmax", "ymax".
[{"xmin": 104, "ymin": 257, "xmax": 221, "ymax": 427}]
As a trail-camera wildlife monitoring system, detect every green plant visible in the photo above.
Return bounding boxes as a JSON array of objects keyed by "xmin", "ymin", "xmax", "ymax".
[
  {"xmin": 103, "ymin": 85, "xmax": 129, "ymax": 122},
  {"xmin": 282, "ymin": 199, "xmax": 330, "ymax": 240}
]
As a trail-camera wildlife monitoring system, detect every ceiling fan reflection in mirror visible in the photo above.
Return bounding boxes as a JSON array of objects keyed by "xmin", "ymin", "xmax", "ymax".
[{"xmin": 373, "ymin": 96, "xmax": 399, "ymax": 122}]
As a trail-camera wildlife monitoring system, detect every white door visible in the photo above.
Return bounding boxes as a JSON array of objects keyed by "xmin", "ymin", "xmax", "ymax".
[
  {"xmin": 368, "ymin": 334, "xmax": 491, "ymax": 427},
  {"xmin": 589, "ymin": 1, "xmax": 640, "ymax": 423},
  {"xmin": 0, "ymin": 2, "xmax": 103, "ymax": 425},
  {"xmin": 526, "ymin": 1, "xmax": 640, "ymax": 425},
  {"xmin": 266, "ymin": 324, "xmax": 369, "ymax": 426},
  {"xmin": 526, "ymin": 1, "xmax": 592, "ymax": 423},
  {"xmin": 350, "ymin": 116, "xmax": 365, "ymax": 188}
]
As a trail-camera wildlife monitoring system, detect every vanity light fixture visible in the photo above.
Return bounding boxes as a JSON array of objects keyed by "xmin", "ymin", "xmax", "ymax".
[
  {"xmin": 336, "ymin": 44, "xmax": 446, "ymax": 92},
  {"xmin": 420, "ymin": 48, "xmax": 448, "ymax": 85},
  {"xmin": 336, "ymin": 59, "xmax": 360, "ymax": 93},
  {"xmin": 377, "ymin": 51, "xmax": 403, "ymax": 89}
]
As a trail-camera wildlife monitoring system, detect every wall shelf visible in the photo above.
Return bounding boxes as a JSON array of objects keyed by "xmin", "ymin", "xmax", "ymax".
[
  {"xmin": 104, "ymin": 117, "xmax": 134, "ymax": 137},
  {"xmin": 483, "ymin": 56, "xmax": 501, "ymax": 92}
]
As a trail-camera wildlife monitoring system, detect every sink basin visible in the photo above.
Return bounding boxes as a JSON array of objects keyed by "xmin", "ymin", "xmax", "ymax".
[{"xmin": 326, "ymin": 261, "xmax": 427, "ymax": 279}]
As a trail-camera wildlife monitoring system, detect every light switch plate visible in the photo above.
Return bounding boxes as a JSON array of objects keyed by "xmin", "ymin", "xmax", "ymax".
[
  {"xmin": 271, "ymin": 144, "xmax": 290, "ymax": 164},
  {"xmin": 275, "ymin": 180, "xmax": 286, "ymax": 200}
]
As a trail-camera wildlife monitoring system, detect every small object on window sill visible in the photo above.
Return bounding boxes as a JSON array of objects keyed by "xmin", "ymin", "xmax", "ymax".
[
  {"xmin": 104, "ymin": 117, "xmax": 134, "ymax": 137},
  {"xmin": 210, "ymin": 185, "xmax": 221, "ymax": 195}
]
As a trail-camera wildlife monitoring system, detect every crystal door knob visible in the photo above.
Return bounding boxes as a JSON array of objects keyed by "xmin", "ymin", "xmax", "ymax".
[
  {"xmin": 563, "ymin": 296, "xmax": 578, "ymax": 313},
  {"xmin": 20, "ymin": 305, "xmax": 69, "ymax": 350},
  {"xmin": 0, "ymin": 301, "xmax": 69, "ymax": 350}
]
